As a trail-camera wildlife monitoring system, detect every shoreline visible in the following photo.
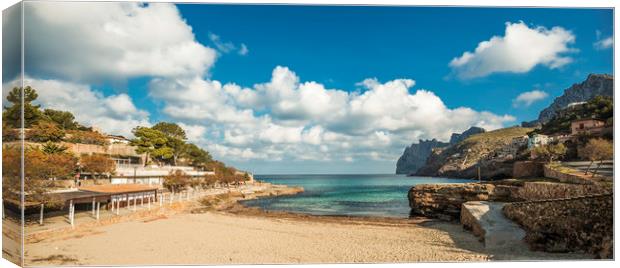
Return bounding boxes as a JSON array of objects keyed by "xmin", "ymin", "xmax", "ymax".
[{"xmin": 14, "ymin": 182, "xmax": 591, "ymax": 266}]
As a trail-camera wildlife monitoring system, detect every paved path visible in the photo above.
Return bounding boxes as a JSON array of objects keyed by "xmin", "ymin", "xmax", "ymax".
[{"xmin": 461, "ymin": 201, "xmax": 526, "ymax": 250}]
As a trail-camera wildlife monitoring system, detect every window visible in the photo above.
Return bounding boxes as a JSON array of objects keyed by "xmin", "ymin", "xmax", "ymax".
[{"xmin": 579, "ymin": 123, "xmax": 584, "ymax": 129}]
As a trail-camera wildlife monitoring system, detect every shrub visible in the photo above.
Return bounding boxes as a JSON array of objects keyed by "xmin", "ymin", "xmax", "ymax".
[{"xmin": 65, "ymin": 130, "xmax": 108, "ymax": 145}]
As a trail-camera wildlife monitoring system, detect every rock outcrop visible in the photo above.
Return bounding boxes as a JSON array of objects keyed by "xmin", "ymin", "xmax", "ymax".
[
  {"xmin": 396, "ymin": 127, "xmax": 485, "ymax": 175},
  {"xmin": 407, "ymin": 183, "xmax": 514, "ymax": 221},
  {"xmin": 538, "ymin": 74, "xmax": 613, "ymax": 123},
  {"xmin": 449, "ymin": 126, "xmax": 485, "ymax": 144}
]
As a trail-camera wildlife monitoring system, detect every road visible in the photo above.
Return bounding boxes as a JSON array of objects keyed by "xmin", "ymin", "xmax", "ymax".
[{"xmin": 562, "ymin": 160, "xmax": 613, "ymax": 178}]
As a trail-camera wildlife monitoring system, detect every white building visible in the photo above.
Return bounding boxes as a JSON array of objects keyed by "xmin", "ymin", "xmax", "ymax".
[{"xmin": 527, "ymin": 134, "xmax": 551, "ymax": 149}]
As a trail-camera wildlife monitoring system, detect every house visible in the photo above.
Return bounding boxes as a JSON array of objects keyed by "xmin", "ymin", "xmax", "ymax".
[
  {"xmin": 571, "ymin": 118, "xmax": 606, "ymax": 136},
  {"xmin": 107, "ymin": 134, "xmax": 131, "ymax": 144},
  {"xmin": 527, "ymin": 134, "xmax": 550, "ymax": 149}
]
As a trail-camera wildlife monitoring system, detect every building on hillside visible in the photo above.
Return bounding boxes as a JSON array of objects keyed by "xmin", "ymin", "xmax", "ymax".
[
  {"xmin": 107, "ymin": 134, "xmax": 131, "ymax": 144},
  {"xmin": 571, "ymin": 118, "xmax": 606, "ymax": 136},
  {"xmin": 527, "ymin": 134, "xmax": 550, "ymax": 149},
  {"xmin": 497, "ymin": 135, "xmax": 529, "ymax": 160},
  {"xmin": 111, "ymin": 165, "xmax": 215, "ymax": 185}
]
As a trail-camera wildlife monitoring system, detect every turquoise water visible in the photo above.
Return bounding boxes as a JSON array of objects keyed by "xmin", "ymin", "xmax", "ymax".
[{"xmin": 241, "ymin": 174, "xmax": 472, "ymax": 218}]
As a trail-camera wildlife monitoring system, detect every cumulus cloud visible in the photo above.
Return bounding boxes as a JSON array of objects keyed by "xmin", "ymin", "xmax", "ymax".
[
  {"xmin": 450, "ymin": 21, "xmax": 576, "ymax": 79},
  {"xmin": 147, "ymin": 66, "xmax": 515, "ymax": 162},
  {"xmin": 11, "ymin": 2, "xmax": 517, "ymax": 167},
  {"xmin": 3, "ymin": 77, "xmax": 151, "ymax": 137},
  {"xmin": 512, "ymin": 90, "xmax": 549, "ymax": 107},
  {"xmin": 23, "ymin": 2, "xmax": 217, "ymax": 82}
]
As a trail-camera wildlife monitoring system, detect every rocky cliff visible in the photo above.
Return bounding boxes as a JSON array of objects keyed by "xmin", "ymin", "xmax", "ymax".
[
  {"xmin": 396, "ymin": 139, "xmax": 449, "ymax": 175},
  {"xmin": 415, "ymin": 127, "xmax": 533, "ymax": 179},
  {"xmin": 538, "ymin": 74, "xmax": 613, "ymax": 123},
  {"xmin": 449, "ymin": 126, "xmax": 485, "ymax": 144},
  {"xmin": 396, "ymin": 127, "xmax": 485, "ymax": 175}
]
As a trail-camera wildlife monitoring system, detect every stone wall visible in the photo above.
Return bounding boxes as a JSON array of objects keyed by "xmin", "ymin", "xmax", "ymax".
[
  {"xmin": 49, "ymin": 179, "xmax": 111, "ymax": 189},
  {"xmin": 503, "ymin": 194, "xmax": 613, "ymax": 258},
  {"xmin": 513, "ymin": 181, "xmax": 611, "ymax": 201},
  {"xmin": 543, "ymin": 165, "xmax": 592, "ymax": 184},
  {"xmin": 512, "ymin": 161, "xmax": 544, "ymax": 178}
]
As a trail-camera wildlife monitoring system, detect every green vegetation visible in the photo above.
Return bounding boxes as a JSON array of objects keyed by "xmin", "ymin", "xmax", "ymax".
[
  {"xmin": 2, "ymin": 86, "xmax": 104, "ymax": 145},
  {"xmin": 152, "ymin": 122, "xmax": 187, "ymax": 166},
  {"xmin": 531, "ymin": 143, "xmax": 567, "ymax": 163},
  {"xmin": 41, "ymin": 141, "xmax": 68, "ymax": 154},
  {"xmin": 130, "ymin": 126, "xmax": 173, "ymax": 166},
  {"xmin": 3, "ymin": 86, "xmax": 45, "ymax": 128},
  {"xmin": 534, "ymin": 96, "xmax": 613, "ymax": 135}
]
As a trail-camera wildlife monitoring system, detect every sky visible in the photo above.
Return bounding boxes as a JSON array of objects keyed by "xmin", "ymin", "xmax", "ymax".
[{"xmin": 2, "ymin": 3, "xmax": 614, "ymax": 174}]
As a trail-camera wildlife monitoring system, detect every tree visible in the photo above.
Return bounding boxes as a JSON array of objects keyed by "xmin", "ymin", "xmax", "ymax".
[
  {"xmin": 43, "ymin": 109, "xmax": 80, "ymax": 130},
  {"xmin": 579, "ymin": 138, "xmax": 613, "ymax": 177},
  {"xmin": 130, "ymin": 126, "xmax": 172, "ymax": 166},
  {"xmin": 163, "ymin": 170, "xmax": 190, "ymax": 193},
  {"xmin": 532, "ymin": 143, "xmax": 567, "ymax": 163},
  {"xmin": 152, "ymin": 122, "xmax": 187, "ymax": 165},
  {"xmin": 27, "ymin": 121, "xmax": 65, "ymax": 142},
  {"xmin": 41, "ymin": 141, "xmax": 68, "ymax": 154},
  {"xmin": 80, "ymin": 154, "xmax": 116, "ymax": 178},
  {"xmin": 3, "ymin": 145, "xmax": 77, "ymax": 203},
  {"xmin": 152, "ymin": 122, "xmax": 187, "ymax": 140},
  {"xmin": 2, "ymin": 86, "xmax": 45, "ymax": 128},
  {"xmin": 184, "ymin": 143, "xmax": 213, "ymax": 168}
]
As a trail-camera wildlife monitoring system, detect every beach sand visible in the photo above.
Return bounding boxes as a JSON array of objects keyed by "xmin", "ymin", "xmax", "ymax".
[{"xmin": 23, "ymin": 208, "xmax": 588, "ymax": 266}]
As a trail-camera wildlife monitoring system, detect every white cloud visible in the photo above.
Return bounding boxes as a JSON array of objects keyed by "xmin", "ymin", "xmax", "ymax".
[
  {"xmin": 450, "ymin": 21, "xmax": 576, "ymax": 79},
  {"xmin": 23, "ymin": 2, "xmax": 216, "ymax": 82},
  {"xmin": 209, "ymin": 32, "xmax": 249, "ymax": 56},
  {"xmin": 594, "ymin": 36, "xmax": 613, "ymax": 50},
  {"xmin": 12, "ymin": 2, "xmax": 518, "ymax": 168},
  {"xmin": 6, "ymin": 77, "xmax": 151, "ymax": 137},
  {"xmin": 512, "ymin": 90, "xmax": 549, "ymax": 107},
  {"xmin": 147, "ymin": 66, "xmax": 515, "ymax": 164}
]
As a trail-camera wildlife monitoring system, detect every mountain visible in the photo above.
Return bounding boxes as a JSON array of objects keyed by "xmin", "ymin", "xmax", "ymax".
[
  {"xmin": 415, "ymin": 127, "xmax": 533, "ymax": 179},
  {"xmin": 538, "ymin": 74, "xmax": 613, "ymax": 123},
  {"xmin": 449, "ymin": 126, "xmax": 486, "ymax": 144},
  {"xmin": 396, "ymin": 139, "xmax": 449, "ymax": 175},
  {"xmin": 395, "ymin": 127, "xmax": 486, "ymax": 175}
]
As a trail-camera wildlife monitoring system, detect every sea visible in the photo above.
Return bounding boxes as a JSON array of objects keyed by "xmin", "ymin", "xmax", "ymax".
[{"xmin": 241, "ymin": 174, "xmax": 473, "ymax": 218}]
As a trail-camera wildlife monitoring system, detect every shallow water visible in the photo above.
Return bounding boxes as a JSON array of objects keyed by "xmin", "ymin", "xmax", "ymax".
[{"xmin": 241, "ymin": 174, "xmax": 472, "ymax": 218}]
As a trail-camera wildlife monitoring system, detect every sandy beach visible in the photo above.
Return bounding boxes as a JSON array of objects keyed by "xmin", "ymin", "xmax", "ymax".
[{"xmin": 22, "ymin": 206, "xmax": 588, "ymax": 266}]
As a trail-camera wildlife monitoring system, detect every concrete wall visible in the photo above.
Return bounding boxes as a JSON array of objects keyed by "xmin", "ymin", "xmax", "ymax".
[{"xmin": 503, "ymin": 194, "xmax": 613, "ymax": 258}]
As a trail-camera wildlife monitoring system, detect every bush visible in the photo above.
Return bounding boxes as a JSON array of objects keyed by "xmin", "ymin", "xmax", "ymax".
[
  {"xmin": 163, "ymin": 170, "xmax": 190, "ymax": 193},
  {"xmin": 80, "ymin": 154, "xmax": 116, "ymax": 178},
  {"xmin": 27, "ymin": 121, "xmax": 65, "ymax": 142},
  {"xmin": 65, "ymin": 130, "xmax": 108, "ymax": 145}
]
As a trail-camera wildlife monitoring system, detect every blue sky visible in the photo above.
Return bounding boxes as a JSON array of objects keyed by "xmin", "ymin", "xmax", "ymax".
[
  {"xmin": 177, "ymin": 5, "xmax": 612, "ymax": 123},
  {"xmin": 4, "ymin": 3, "xmax": 613, "ymax": 174}
]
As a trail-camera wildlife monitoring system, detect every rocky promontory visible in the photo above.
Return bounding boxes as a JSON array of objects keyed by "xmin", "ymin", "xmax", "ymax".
[
  {"xmin": 538, "ymin": 74, "xmax": 613, "ymax": 123},
  {"xmin": 396, "ymin": 127, "xmax": 485, "ymax": 175}
]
